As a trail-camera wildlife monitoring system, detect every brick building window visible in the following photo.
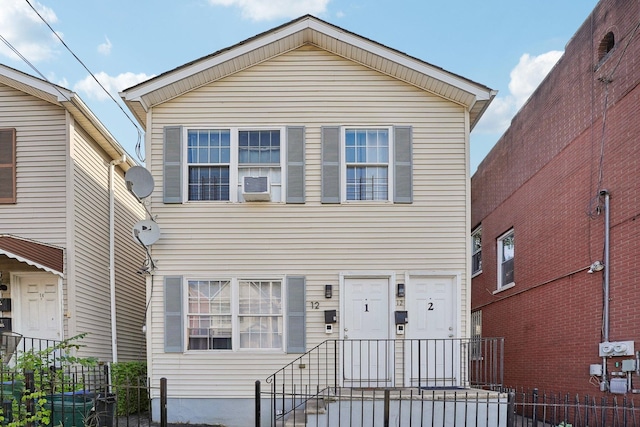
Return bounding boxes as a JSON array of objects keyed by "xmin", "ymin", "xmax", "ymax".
[
  {"xmin": 497, "ymin": 229, "xmax": 514, "ymax": 289},
  {"xmin": 598, "ymin": 32, "xmax": 615, "ymax": 63},
  {"xmin": 471, "ymin": 226, "xmax": 482, "ymax": 276}
]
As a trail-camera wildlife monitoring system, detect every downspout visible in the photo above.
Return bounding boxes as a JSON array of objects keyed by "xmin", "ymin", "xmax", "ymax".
[
  {"xmin": 601, "ymin": 189, "xmax": 610, "ymax": 391},
  {"xmin": 109, "ymin": 155, "xmax": 126, "ymax": 363}
]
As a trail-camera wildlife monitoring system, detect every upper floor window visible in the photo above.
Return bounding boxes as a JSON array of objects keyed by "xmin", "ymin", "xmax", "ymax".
[
  {"xmin": 320, "ymin": 125, "xmax": 412, "ymax": 204},
  {"xmin": 345, "ymin": 128, "xmax": 389, "ymax": 201},
  {"xmin": 497, "ymin": 229, "xmax": 514, "ymax": 289},
  {"xmin": 186, "ymin": 128, "xmax": 283, "ymax": 202},
  {"xmin": 471, "ymin": 226, "xmax": 482, "ymax": 276},
  {"xmin": 0, "ymin": 128, "xmax": 16, "ymax": 204}
]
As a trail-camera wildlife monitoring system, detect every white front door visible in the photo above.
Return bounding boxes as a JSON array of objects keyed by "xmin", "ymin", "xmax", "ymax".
[
  {"xmin": 342, "ymin": 277, "xmax": 392, "ymax": 386},
  {"xmin": 405, "ymin": 275, "xmax": 458, "ymax": 387},
  {"xmin": 16, "ymin": 274, "xmax": 61, "ymax": 341}
]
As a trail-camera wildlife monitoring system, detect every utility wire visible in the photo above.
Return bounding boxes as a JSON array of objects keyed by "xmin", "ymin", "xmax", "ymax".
[
  {"xmin": 24, "ymin": 0, "xmax": 145, "ymax": 162},
  {"xmin": 0, "ymin": 34, "xmax": 73, "ymax": 103}
]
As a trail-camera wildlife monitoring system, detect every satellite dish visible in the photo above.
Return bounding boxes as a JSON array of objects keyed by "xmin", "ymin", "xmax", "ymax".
[
  {"xmin": 125, "ymin": 166, "xmax": 155, "ymax": 199},
  {"xmin": 132, "ymin": 220, "xmax": 161, "ymax": 246}
]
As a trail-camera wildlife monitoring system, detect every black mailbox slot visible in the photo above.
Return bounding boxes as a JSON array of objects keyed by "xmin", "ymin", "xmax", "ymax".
[
  {"xmin": 0, "ymin": 318, "xmax": 12, "ymax": 332},
  {"xmin": 324, "ymin": 310, "xmax": 337, "ymax": 324},
  {"xmin": 394, "ymin": 311, "xmax": 408, "ymax": 324},
  {"xmin": 0, "ymin": 298, "xmax": 11, "ymax": 312}
]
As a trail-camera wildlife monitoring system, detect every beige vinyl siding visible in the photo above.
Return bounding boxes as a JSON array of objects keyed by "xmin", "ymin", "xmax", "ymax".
[
  {"xmin": 148, "ymin": 46, "xmax": 469, "ymax": 397},
  {"xmin": 112, "ymin": 165, "xmax": 147, "ymax": 361},
  {"xmin": 71, "ymin": 124, "xmax": 112, "ymax": 359},
  {"xmin": 0, "ymin": 84, "xmax": 68, "ymax": 245}
]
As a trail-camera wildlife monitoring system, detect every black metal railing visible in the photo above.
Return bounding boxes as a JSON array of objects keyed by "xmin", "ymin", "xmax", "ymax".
[
  {"xmin": 262, "ymin": 338, "xmax": 504, "ymax": 426},
  {"xmin": 0, "ymin": 334, "xmax": 163, "ymax": 427},
  {"xmin": 508, "ymin": 388, "xmax": 640, "ymax": 427}
]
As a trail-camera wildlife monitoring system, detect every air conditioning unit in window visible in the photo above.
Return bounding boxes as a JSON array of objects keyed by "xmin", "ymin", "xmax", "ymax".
[{"xmin": 242, "ymin": 176, "xmax": 271, "ymax": 201}]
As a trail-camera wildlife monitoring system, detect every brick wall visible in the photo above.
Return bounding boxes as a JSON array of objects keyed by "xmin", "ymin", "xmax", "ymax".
[{"xmin": 471, "ymin": 0, "xmax": 640, "ymax": 395}]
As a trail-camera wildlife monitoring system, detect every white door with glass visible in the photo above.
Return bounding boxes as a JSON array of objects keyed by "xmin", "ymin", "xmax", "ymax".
[
  {"xmin": 342, "ymin": 277, "xmax": 392, "ymax": 386},
  {"xmin": 16, "ymin": 274, "xmax": 62, "ymax": 342},
  {"xmin": 404, "ymin": 275, "xmax": 458, "ymax": 388}
]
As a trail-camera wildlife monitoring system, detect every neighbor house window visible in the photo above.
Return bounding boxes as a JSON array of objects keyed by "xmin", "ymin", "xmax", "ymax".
[
  {"xmin": 186, "ymin": 128, "xmax": 283, "ymax": 202},
  {"xmin": 471, "ymin": 226, "xmax": 482, "ymax": 276},
  {"xmin": 344, "ymin": 128, "xmax": 390, "ymax": 201},
  {"xmin": 497, "ymin": 229, "xmax": 514, "ymax": 289},
  {"xmin": 187, "ymin": 278, "xmax": 283, "ymax": 351},
  {"xmin": 470, "ymin": 310, "xmax": 482, "ymax": 360}
]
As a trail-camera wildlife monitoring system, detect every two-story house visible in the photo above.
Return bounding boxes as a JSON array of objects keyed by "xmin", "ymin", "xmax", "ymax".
[
  {"xmin": 0, "ymin": 64, "xmax": 146, "ymax": 361},
  {"xmin": 122, "ymin": 15, "xmax": 496, "ymax": 426}
]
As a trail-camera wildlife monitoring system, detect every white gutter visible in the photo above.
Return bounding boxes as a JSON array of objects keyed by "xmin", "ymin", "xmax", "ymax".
[{"xmin": 109, "ymin": 155, "xmax": 127, "ymax": 362}]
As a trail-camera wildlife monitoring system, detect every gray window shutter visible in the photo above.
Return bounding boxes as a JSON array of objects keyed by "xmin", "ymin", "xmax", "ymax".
[
  {"xmin": 286, "ymin": 126, "xmax": 305, "ymax": 203},
  {"xmin": 394, "ymin": 126, "xmax": 413, "ymax": 203},
  {"xmin": 321, "ymin": 126, "xmax": 340, "ymax": 203},
  {"xmin": 164, "ymin": 276, "xmax": 184, "ymax": 353},
  {"xmin": 286, "ymin": 276, "xmax": 306, "ymax": 353},
  {"xmin": 164, "ymin": 126, "xmax": 183, "ymax": 203}
]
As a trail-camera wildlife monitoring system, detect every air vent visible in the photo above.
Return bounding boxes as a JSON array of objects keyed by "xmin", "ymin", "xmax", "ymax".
[{"xmin": 242, "ymin": 176, "xmax": 270, "ymax": 201}]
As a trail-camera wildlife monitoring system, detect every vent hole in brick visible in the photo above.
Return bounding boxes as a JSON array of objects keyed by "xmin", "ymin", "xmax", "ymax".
[{"xmin": 598, "ymin": 32, "xmax": 615, "ymax": 62}]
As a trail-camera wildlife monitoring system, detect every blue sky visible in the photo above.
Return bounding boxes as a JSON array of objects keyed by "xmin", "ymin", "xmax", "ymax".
[{"xmin": 0, "ymin": 0, "xmax": 599, "ymax": 172}]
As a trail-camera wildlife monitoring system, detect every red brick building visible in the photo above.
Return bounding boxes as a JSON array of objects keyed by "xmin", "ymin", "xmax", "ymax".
[{"xmin": 471, "ymin": 0, "xmax": 640, "ymax": 395}]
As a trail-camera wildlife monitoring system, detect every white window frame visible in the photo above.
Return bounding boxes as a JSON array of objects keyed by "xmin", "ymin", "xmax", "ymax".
[
  {"xmin": 471, "ymin": 226, "xmax": 482, "ymax": 277},
  {"xmin": 185, "ymin": 277, "xmax": 286, "ymax": 353},
  {"xmin": 340, "ymin": 126, "xmax": 394, "ymax": 203},
  {"xmin": 183, "ymin": 126, "xmax": 287, "ymax": 202},
  {"xmin": 496, "ymin": 229, "xmax": 515, "ymax": 291}
]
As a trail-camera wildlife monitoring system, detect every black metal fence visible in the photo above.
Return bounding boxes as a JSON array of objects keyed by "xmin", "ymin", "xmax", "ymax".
[
  {"xmin": 509, "ymin": 388, "xmax": 640, "ymax": 427},
  {"xmin": 262, "ymin": 338, "xmax": 505, "ymax": 426},
  {"xmin": 257, "ymin": 387, "xmax": 640, "ymax": 427},
  {"xmin": 0, "ymin": 333, "xmax": 162, "ymax": 427}
]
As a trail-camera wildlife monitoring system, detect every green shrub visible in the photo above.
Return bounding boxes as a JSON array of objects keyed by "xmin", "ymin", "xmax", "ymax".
[{"xmin": 110, "ymin": 361, "xmax": 148, "ymax": 416}]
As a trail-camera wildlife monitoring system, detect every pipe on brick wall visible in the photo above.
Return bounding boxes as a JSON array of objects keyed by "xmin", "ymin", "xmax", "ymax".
[{"xmin": 601, "ymin": 189, "xmax": 611, "ymax": 391}]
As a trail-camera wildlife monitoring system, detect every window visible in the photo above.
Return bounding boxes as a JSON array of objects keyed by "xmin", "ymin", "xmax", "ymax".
[
  {"xmin": 345, "ymin": 128, "xmax": 389, "ymax": 201},
  {"xmin": 187, "ymin": 278, "xmax": 283, "ymax": 351},
  {"xmin": 470, "ymin": 310, "xmax": 482, "ymax": 360},
  {"xmin": 471, "ymin": 226, "xmax": 482, "ymax": 276},
  {"xmin": 186, "ymin": 128, "xmax": 282, "ymax": 202},
  {"xmin": 187, "ymin": 130, "xmax": 230, "ymax": 201},
  {"xmin": 321, "ymin": 126, "xmax": 412, "ymax": 204},
  {"xmin": 188, "ymin": 280, "xmax": 232, "ymax": 350},
  {"xmin": 239, "ymin": 280, "xmax": 282, "ymax": 349},
  {"xmin": 0, "ymin": 128, "xmax": 16, "ymax": 204},
  {"xmin": 497, "ymin": 229, "xmax": 514, "ymax": 289}
]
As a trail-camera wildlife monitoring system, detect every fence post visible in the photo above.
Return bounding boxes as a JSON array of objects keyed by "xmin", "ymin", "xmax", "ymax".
[
  {"xmin": 255, "ymin": 380, "xmax": 261, "ymax": 427},
  {"xmin": 507, "ymin": 392, "xmax": 515, "ymax": 427},
  {"xmin": 532, "ymin": 388, "xmax": 538, "ymax": 426},
  {"xmin": 24, "ymin": 370, "xmax": 35, "ymax": 427},
  {"xmin": 160, "ymin": 377, "xmax": 167, "ymax": 427},
  {"xmin": 384, "ymin": 389, "xmax": 390, "ymax": 427}
]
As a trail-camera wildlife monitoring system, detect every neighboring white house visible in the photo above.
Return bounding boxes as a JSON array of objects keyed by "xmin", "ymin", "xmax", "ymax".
[
  {"xmin": 0, "ymin": 64, "xmax": 146, "ymax": 361},
  {"xmin": 121, "ymin": 15, "xmax": 495, "ymax": 426}
]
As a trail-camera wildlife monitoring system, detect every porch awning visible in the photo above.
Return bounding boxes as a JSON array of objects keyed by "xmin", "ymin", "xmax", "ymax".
[{"xmin": 0, "ymin": 235, "xmax": 64, "ymax": 276}]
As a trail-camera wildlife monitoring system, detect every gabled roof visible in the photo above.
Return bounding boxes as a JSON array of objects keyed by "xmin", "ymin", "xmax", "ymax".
[
  {"xmin": 0, "ymin": 64, "xmax": 136, "ymax": 170},
  {"xmin": 0, "ymin": 235, "xmax": 64, "ymax": 276},
  {"xmin": 121, "ymin": 15, "xmax": 496, "ymax": 130}
]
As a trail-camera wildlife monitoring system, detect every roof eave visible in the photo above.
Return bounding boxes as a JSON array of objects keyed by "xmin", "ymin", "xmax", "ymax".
[{"xmin": 121, "ymin": 15, "xmax": 495, "ymax": 113}]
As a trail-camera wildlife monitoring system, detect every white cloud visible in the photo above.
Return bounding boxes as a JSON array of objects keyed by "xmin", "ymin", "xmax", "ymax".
[
  {"xmin": 0, "ymin": 0, "xmax": 60, "ymax": 62},
  {"xmin": 74, "ymin": 71, "xmax": 154, "ymax": 101},
  {"xmin": 474, "ymin": 50, "xmax": 563, "ymax": 136},
  {"xmin": 208, "ymin": 0, "xmax": 330, "ymax": 21},
  {"xmin": 98, "ymin": 37, "xmax": 112, "ymax": 56}
]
